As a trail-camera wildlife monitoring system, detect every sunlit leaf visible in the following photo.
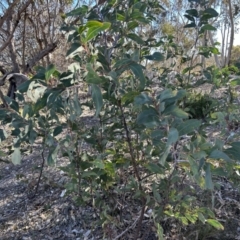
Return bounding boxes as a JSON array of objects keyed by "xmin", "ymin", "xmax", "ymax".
[
  {"xmin": 85, "ymin": 21, "xmax": 111, "ymax": 42},
  {"xmin": 206, "ymin": 219, "xmax": 224, "ymax": 230},
  {"xmin": 156, "ymin": 223, "xmax": 164, "ymax": 240},
  {"xmin": 127, "ymin": 21, "xmax": 139, "ymax": 30},
  {"xmin": 12, "ymin": 147, "xmax": 21, "ymax": 165},
  {"xmin": 229, "ymin": 79, "xmax": 240, "ymax": 86}
]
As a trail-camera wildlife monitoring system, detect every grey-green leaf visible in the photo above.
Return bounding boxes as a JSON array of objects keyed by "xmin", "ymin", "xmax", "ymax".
[
  {"xmin": 177, "ymin": 119, "xmax": 201, "ymax": 136},
  {"xmin": 91, "ymin": 84, "xmax": 103, "ymax": 116},
  {"xmin": 144, "ymin": 52, "xmax": 165, "ymax": 61},
  {"xmin": 205, "ymin": 163, "xmax": 214, "ymax": 190},
  {"xmin": 167, "ymin": 128, "xmax": 179, "ymax": 146},
  {"xmin": 137, "ymin": 109, "xmax": 159, "ymax": 128},
  {"xmin": 209, "ymin": 149, "xmax": 231, "ymax": 162},
  {"xmin": 129, "ymin": 63, "xmax": 145, "ymax": 89}
]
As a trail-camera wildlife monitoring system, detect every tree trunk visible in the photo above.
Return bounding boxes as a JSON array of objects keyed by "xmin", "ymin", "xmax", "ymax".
[{"xmin": 227, "ymin": 0, "xmax": 234, "ymax": 66}]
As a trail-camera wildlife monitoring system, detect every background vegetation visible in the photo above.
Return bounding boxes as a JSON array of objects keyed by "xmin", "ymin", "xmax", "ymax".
[{"xmin": 0, "ymin": 0, "xmax": 240, "ymax": 239}]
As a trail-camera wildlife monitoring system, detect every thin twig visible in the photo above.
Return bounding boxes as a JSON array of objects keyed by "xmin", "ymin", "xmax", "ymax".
[
  {"xmin": 113, "ymin": 216, "xmax": 140, "ymax": 240},
  {"xmin": 29, "ymin": 148, "xmax": 46, "ymax": 198}
]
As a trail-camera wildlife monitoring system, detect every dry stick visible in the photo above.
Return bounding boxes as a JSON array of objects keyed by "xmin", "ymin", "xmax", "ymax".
[
  {"xmin": 113, "ymin": 216, "xmax": 140, "ymax": 240},
  {"xmin": 0, "ymin": 88, "xmax": 8, "ymax": 108},
  {"xmin": 118, "ymin": 100, "xmax": 146, "ymax": 239}
]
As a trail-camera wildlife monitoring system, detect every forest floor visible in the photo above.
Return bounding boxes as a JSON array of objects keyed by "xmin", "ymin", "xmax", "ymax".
[{"xmin": 0, "ymin": 86, "xmax": 240, "ymax": 240}]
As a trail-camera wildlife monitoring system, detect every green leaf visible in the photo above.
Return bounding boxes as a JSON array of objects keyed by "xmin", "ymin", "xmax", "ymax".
[
  {"xmin": 127, "ymin": 21, "xmax": 139, "ymax": 30},
  {"xmin": 205, "ymin": 163, "xmax": 213, "ymax": 190},
  {"xmin": 224, "ymin": 142, "xmax": 240, "ymax": 161},
  {"xmin": 66, "ymin": 42, "xmax": 82, "ymax": 57},
  {"xmin": 184, "ymin": 22, "xmax": 197, "ymax": 28},
  {"xmin": 177, "ymin": 119, "xmax": 201, "ymax": 136},
  {"xmin": 134, "ymin": 93, "xmax": 152, "ymax": 105},
  {"xmin": 129, "ymin": 63, "xmax": 145, "ymax": 89},
  {"xmin": 201, "ymin": 24, "xmax": 216, "ymax": 31},
  {"xmin": 229, "ymin": 78, "xmax": 240, "ymax": 86},
  {"xmin": 85, "ymin": 21, "xmax": 111, "ymax": 42},
  {"xmin": 91, "ymin": 84, "xmax": 103, "ymax": 116},
  {"xmin": 127, "ymin": 33, "xmax": 145, "ymax": 45},
  {"xmin": 203, "ymin": 8, "xmax": 219, "ymax": 18},
  {"xmin": 6, "ymin": 98, "xmax": 19, "ymax": 113},
  {"xmin": 93, "ymin": 159, "xmax": 105, "ymax": 169},
  {"xmin": 137, "ymin": 108, "xmax": 159, "ymax": 128},
  {"xmin": 53, "ymin": 126, "xmax": 63, "ymax": 136},
  {"xmin": 0, "ymin": 129, "xmax": 8, "ymax": 142},
  {"xmin": 86, "ymin": 20, "xmax": 103, "ymax": 28},
  {"xmin": 86, "ymin": 63, "xmax": 106, "ymax": 84},
  {"xmin": 184, "ymin": 14, "xmax": 195, "ymax": 21},
  {"xmin": 209, "ymin": 149, "xmax": 231, "ymax": 162},
  {"xmin": 206, "ymin": 219, "xmax": 224, "ymax": 230},
  {"xmin": 45, "ymin": 64, "xmax": 56, "ymax": 81},
  {"xmin": 117, "ymin": 13, "xmax": 125, "ymax": 21},
  {"xmin": 47, "ymin": 144, "xmax": 59, "ymax": 166},
  {"xmin": 164, "ymin": 105, "xmax": 189, "ymax": 119},
  {"xmin": 198, "ymin": 212, "xmax": 206, "ymax": 224},
  {"xmin": 167, "ymin": 128, "xmax": 179, "ymax": 146},
  {"xmin": 158, "ymin": 89, "xmax": 174, "ymax": 101},
  {"xmin": 73, "ymin": 92, "xmax": 82, "ymax": 116},
  {"xmin": 156, "ymin": 223, "xmax": 164, "ymax": 240},
  {"xmin": 159, "ymin": 89, "xmax": 186, "ymax": 105},
  {"xmin": 12, "ymin": 147, "xmax": 21, "ymax": 165},
  {"xmin": 151, "ymin": 130, "xmax": 164, "ymax": 146},
  {"xmin": 32, "ymin": 67, "xmax": 47, "ymax": 80},
  {"xmin": 82, "ymin": 171, "xmax": 98, "ymax": 177},
  {"xmin": 66, "ymin": 5, "xmax": 88, "ymax": 17},
  {"xmin": 144, "ymin": 52, "xmax": 165, "ymax": 61},
  {"xmin": 122, "ymin": 91, "xmax": 140, "ymax": 105},
  {"xmin": 17, "ymin": 80, "xmax": 32, "ymax": 93},
  {"xmin": 97, "ymin": 52, "xmax": 110, "ymax": 72},
  {"xmin": 146, "ymin": 163, "xmax": 164, "ymax": 174},
  {"xmin": 160, "ymin": 146, "xmax": 171, "ymax": 165},
  {"xmin": 186, "ymin": 9, "xmax": 199, "ymax": 17}
]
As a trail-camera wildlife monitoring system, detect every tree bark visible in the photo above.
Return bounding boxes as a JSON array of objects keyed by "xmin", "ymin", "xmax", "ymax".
[{"xmin": 227, "ymin": 0, "xmax": 234, "ymax": 66}]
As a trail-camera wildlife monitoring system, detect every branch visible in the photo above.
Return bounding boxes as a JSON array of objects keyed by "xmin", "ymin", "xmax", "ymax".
[
  {"xmin": 0, "ymin": 0, "xmax": 33, "ymax": 52},
  {"xmin": 0, "ymin": 0, "xmax": 20, "ymax": 29},
  {"xmin": 24, "ymin": 42, "xmax": 58, "ymax": 73},
  {"xmin": 0, "ymin": 65, "xmax": 7, "ymax": 75}
]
